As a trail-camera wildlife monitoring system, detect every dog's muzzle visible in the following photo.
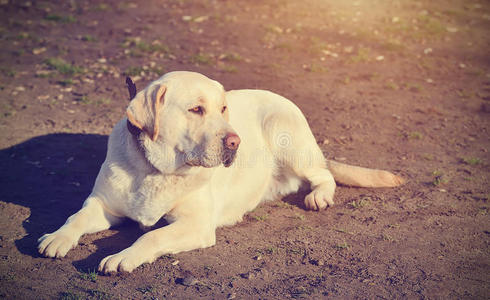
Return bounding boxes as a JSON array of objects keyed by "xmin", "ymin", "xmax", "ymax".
[{"xmin": 222, "ymin": 133, "xmax": 240, "ymax": 167}]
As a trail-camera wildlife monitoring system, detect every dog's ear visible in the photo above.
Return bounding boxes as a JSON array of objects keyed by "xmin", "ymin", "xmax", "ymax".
[{"xmin": 126, "ymin": 83, "xmax": 166, "ymax": 141}]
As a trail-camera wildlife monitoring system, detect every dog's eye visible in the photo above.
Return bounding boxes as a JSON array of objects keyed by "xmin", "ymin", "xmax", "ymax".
[
  {"xmin": 221, "ymin": 106, "xmax": 227, "ymax": 114},
  {"xmin": 189, "ymin": 106, "xmax": 204, "ymax": 115}
]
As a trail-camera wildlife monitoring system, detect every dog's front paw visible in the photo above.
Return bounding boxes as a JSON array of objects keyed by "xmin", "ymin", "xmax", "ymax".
[
  {"xmin": 304, "ymin": 187, "xmax": 334, "ymax": 211},
  {"xmin": 98, "ymin": 248, "xmax": 148, "ymax": 274},
  {"xmin": 38, "ymin": 232, "xmax": 78, "ymax": 258}
]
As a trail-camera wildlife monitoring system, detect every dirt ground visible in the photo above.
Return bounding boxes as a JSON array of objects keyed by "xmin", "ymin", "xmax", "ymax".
[{"xmin": 0, "ymin": 0, "xmax": 489, "ymax": 299}]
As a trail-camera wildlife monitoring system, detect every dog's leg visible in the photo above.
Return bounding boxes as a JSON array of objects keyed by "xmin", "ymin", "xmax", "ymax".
[
  {"xmin": 38, "ymin": 196, "xmax": 122, "ymax": 258},
  {"xmin": 300, "ymin": 167, "xmax": 336, "ymax": 210},
  {"xmin": 98, "ymin": 218, "xmax": 215, "ymax": 273},
  {"xmin": 287, "ymin": 141, "xmax": 336, "ymax": 210},
  {"xmin": 265, "ymin": 108, "xmax": 336, "ymax": 211}
]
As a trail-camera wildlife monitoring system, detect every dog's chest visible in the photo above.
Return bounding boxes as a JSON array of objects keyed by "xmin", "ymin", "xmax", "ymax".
[{"xmin": 125, "ymin": 172, "xmax": 207, "ymax": 227}]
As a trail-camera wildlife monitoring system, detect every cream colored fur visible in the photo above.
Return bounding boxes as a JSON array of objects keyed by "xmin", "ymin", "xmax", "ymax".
[{"xmin": 38, "ymin": 71, "xmax": 403, "ymax": 273}]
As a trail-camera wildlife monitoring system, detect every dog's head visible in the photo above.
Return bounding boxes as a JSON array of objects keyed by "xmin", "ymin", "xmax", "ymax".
[{"xmin": 126, "ymin": 71, "xmax": 240, "ymax": 172}]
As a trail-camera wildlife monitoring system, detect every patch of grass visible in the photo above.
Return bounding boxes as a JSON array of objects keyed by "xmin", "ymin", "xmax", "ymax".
[
  {"xmin": 78, "ymin": 96, "xmax": 111, "ymax": 106},
  {"xmin": 382, "ymin": 234, "xmax": 395, "ymax": 242},
  {"xmin": 121, "ymin": 38, "xmax": 170, "ymax": 55},
  {"xmin": 222, "ymin": 65, "xmax": 237, "ymax": 73},
  {"xmin": 295, "ymin": 214, "xmax": 305, "ymax": 221},
  {"xmin": 349, "ymin": 198, "xmax": 369, "ymax": 209},
  {"xmin": 0, "ymin": 273, "xmax": 15, "ymax": 281},
  {"xmin": 385, "ymin": 81, "xmax": 399, "ymax": 90},
  {"xmin": 13, "ymin": 49, "xmax": 25, "ymax": 57},
  {"xmin": 274, "ymin": 42, "xmax": 294, "ymax": 51},
  {"xmin": 334, "ymin": 241, "xmax": 350, "ymax": 250},
  {"xmin": 44, "ymin": 14, "xmax": 77, "ymax": 23},
  {"xmin": 136, "ymin": 285, "xmax": 155, "ymax": 294},
  {"xmin": 309, "ymin": 63, "xmax": 328, "ymax": 73},
  {"xmin": 418, "ymin": 15, "xmax": 446, "ymax": 36},
  {"xmin": 408, "ymin": 131, "xmax": 423, "ymax": 140},
  {"xmin": 296, "ymin": 225, "xmax": 313, "ymax": 231},
  {"xmin": 96, "ymin": 98, "xmax": 111, "ymax": 106},
  {"xmin": 44, "ymin": 58, "xmax": 84, "ymax": 76},
  {"xmin": 382, "ymin": 39, "xmax": 405, "ymax": 52},
  {"xmin": 349, "ymin": 47, "xmax": 370, "ymax": 63},
  {"xmin": 405, "ymin": 82, "xmax": 423, "ymax": 93},
  {"xmin": 136, "ymin": 41, "xmax": 170, "ymax": 53},
  {"xmin": 290, "ymin": 286, "xmax": 312, "ymax": 298},
  {"xmin": 307, "ymin": 36, "xmax": 327, "ymax": 55},
  {"xmin": 461, "ymin": 157, "xmax": 482, "ymax": 166},
  {"xmin": 191, "ymin": 53, "xmax": 214, "ymax": 65},
  {"xmin": 60, "ymin": 290, "xmax": 83, "ymax": 300},
  {"xmin": 265, "ymin": 246, "xmax": 277, "ymax": 254},
  {"xmin": 93, "ymin": 3, "xmax": 110, "ymax": 11},
  {"xmin": 457, "ymin": 89, "xmax": 473, "ymax": 99},
  {"xmin": 257, "ymin": 246, "xmax": 278, "ymax": 255},
  {"xmin": 79, "ymin": 269, "xmax": 97, "ymax": 282},
  {"xmin": 252, "ymin": 214, "xmax": 268, "ymax": 222},
  {"xmin": 2, "ymin": 105, "xmax": 16, "ymax": 117},
  {"xmin": 123, "ymin": 66, "xmax": 144, "ymax": 76},
  {"xmin": 334, "ymin": 228, "xmax": 353, "ymax": 235},
  {"xmin": 57, "ymin": 79, "xmax": 73, "ymax": 86},
  {"xmin": 87, "ymin": 288, "xmax": 111, "ymax": 300},
  {"xmin": 431, "ymin": 170, "xmax": 447, "ymax": 186},
  {"xmin": 15, "ymin": 31, "xmax": 31, "ymax": 40},
  {"xmin": 0, "ymin": 67, "xmax": 16, "ymax": 77},
  {"xmin": 220, "ymin": 52, "xmax": 242, "ymax": 62},
  {"xmin": 272, "ymin": 201, "xmax": 293, "ymax": 209},
  {"xmin": 343, "ymin": 75, "xmax": 350, "ymax": 84},
  {"xmin": 81, "ymin": 35, "xmax": 97, "ymax": 42},
  {"xmin": 8, "ymin": 19, "xmax": 25, "ymax": 27},
  {"xmin": 287, "ymin": 248, "xmax": 305, "ymax": 256},
  {"xmin": 265, "ymin": 24, "xmax": 284, "ymax": 34},
  {"xmin": 148, "ymin": 66, "xmax": 165, "ymax": 75}
]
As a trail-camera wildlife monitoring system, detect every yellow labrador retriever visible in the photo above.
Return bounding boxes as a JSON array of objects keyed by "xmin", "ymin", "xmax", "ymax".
[{"xmin": 38, "ymin": 71, "xmax": 403, "ymax": 273}]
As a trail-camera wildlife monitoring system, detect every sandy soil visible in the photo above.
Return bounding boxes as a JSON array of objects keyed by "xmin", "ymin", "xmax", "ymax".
[{"xmin": 0, "ymin": 0, "xmax": 489, "ymax": 299}]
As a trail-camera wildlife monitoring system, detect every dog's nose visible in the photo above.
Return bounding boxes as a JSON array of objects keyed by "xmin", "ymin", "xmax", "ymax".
[{"xmin": 224, "ymin": 133, "xmax": 240, "ymax": 151}]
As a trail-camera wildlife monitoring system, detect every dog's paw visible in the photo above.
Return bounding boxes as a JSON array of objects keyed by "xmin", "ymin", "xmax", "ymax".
[
  {"xmin": 98, "ymin": 248, "xmax": 147, "ymax": 274},
  {"xmin": 37, "ymin": 232, "xmax": 78, "ymax": 258},
  {"xmin": 304, "ymin": 187, "xmax": 334, "ymax": 211}
]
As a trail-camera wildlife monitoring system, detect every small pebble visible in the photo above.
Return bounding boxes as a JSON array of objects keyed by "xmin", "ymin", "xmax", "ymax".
[
  {"xmin": 32, "ymin": 47, "xmax": 47, "ymax": 55},
  {"xmin": 178, "ymin": 275, "xmax": 199, "ymax": 286},
  {"xmin": 310, "ymin": 259, "xmax": 324, "ymax": 266},
  {"xmin": 240, "ymin": 272, "xmax": 255, "ymax": 279}
]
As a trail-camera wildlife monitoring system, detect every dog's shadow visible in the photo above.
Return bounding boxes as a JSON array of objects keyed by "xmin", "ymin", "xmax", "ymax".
[{"xmin": 0, "ymin": 133, "xmax": 143, "ymax": 270}]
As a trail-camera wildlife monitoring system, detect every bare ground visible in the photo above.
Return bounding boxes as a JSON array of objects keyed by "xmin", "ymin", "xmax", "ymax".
[{"xmin": 0, "ymin": 0, "xmax": 489, "ymax": 299}]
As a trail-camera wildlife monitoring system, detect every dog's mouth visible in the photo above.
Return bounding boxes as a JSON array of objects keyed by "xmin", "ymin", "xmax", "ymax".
[
  {"xmin": 184, "ymin": 149, "xmax": 237, "ymax": 168},
  {"xmin": 222, "ymin": 149, "xmax": 237, "ymax": 168}
]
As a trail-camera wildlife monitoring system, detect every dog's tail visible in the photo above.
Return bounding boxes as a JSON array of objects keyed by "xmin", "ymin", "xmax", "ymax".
[{"xmin": 326, "ymin": 160, "xmax": 404, "ymax": 188}]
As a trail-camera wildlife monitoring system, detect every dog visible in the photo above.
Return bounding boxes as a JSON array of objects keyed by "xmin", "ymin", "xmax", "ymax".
[{"xmin": 38, "ymin": 71, "xmax": 404, "ymax": 273}]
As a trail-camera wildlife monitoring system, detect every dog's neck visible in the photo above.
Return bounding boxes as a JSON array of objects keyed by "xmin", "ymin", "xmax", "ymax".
[
  {"xmin": 127, "ymin": 121, "xmax": 205, "ymax": 176},
  {"xmin": 127, "ymin": 119, "xmax": 142, "ymax": 137},
  {"xmin": 126, "ymin": 121, "xmax": 161, "ymax": 173}
]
